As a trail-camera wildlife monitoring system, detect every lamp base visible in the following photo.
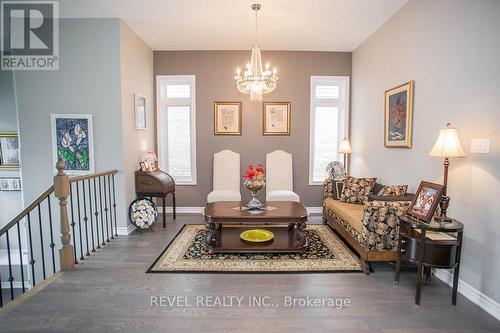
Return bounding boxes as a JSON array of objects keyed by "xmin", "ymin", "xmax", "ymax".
[{"xmin": 434, "ymin": 215, "xmax": 453, "ymax": 223}]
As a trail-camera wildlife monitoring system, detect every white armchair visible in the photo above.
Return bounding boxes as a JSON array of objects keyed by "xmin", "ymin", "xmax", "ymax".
[
  {"xmin": 207, "ymin": 150, "xmax": 242, "ymax": 203},
  {"xmin": 265, "ymin": 150, "xmax": 300, "ymax": 202}
]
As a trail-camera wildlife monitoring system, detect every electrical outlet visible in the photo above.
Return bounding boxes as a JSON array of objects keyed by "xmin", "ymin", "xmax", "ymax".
[{"xmin": 470, "ymin": 139, "xmax": 490, "ymax": 154}]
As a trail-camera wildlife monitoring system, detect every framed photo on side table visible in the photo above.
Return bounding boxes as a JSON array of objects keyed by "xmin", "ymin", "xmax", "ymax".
[
  {"xmin": 214, "ymin": 102, "xmax": 242, "ymax": 135},
  {"xmin": 384, "ymin": 81, "xmax": 413, "ymax": 148},
  {"xmin": 263, "ymin": 102, "xmax": 291, "ymax": 136},
  {"xmin": 407, "ymin": 181, "xmax": 444, "ymax": 223},
  {"xmin": 0, "ymin": 132, "xmax": 20, "ymax": 169},
  {"xmin": 135, "ymin": 93, "xmax": 147, "ymax": 130}
]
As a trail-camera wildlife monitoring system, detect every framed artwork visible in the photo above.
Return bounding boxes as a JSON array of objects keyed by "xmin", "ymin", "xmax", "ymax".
[
  {"xmin": 384, "ymin": 80, "xmax": 414, "ymax": 148},
  {"xmin": 263, "ymin": 102, "xmax": 291, "ymax": 136},
  {"xmin": 407, "ymin": 181, "xmax": 445, "ymax": 223},
  {"xmin": 51, "ymin": 114, "xmax": 94, "ymax": 175},
  {"xmin": 0, "ymin": 132, "xmax": 20, "ymax": 169},
  {"xmin": 135, "ymin": 93, "xmax": 147, "ymax": 130},
  {"xmin": 0, "ymin": 178, "xmax": 22, "ymax": 191},
  {"xmin": 214, "ymin": 102, "xmax": 242, "ymax": 135}
]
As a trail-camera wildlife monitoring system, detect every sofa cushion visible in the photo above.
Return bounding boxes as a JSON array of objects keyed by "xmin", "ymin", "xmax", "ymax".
[
  {"xmin": 324, "ymin": 198, "xmax": 364, "ymax": 234},
  {"xmin": 339, "ymin": 176, "xmax": 377, "ymax": 204},
  {"xmin": 377, "ymin": 185, "xmax": 408, "ymax": 196}
]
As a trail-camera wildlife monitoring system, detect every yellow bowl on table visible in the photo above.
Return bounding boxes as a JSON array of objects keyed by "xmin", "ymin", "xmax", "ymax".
[{"xmin": 240, "ymin": 229, "xmax": 274, "ymax": 243}]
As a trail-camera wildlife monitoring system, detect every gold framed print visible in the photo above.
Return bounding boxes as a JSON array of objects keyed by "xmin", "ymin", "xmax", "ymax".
[
  {"xmin": 262, "ymin": 102, "xmax": 291, "ymax": 136},
  {"xmin": 0, "ymin": 132, "xmax": 20, "ymax": 169},
  {"xmin": 214, "ymin": 102, "xmax": 242, "ymax": 135},
  {"xmin": 384, "ymin": 80, "xmax": 414, "ymax": 148}
]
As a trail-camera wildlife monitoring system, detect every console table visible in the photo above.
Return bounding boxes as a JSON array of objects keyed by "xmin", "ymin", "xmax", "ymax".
[{"xmin": 395, "ymin": 215, "xmax": 464, "ymax": 305}]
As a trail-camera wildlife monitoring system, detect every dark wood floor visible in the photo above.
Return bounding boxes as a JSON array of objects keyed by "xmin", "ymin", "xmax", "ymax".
[{"xmin": 0, "ymin": 214, "xmax": 498, "ymax": 332}]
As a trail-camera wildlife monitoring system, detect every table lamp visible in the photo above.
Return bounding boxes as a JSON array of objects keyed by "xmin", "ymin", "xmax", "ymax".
[
  {"xmin": 428, "ymin": 123, "xmax": 465, "ymax": 222},
  {"xmin": 338, "ymin": 137, "xmax": 353, "ymax": 176}
]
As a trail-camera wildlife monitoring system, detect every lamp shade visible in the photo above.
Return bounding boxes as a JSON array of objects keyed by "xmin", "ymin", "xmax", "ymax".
[
  {"xmin": 339, "ymin": 138, "xmax": 353, "ymax": 154},
  {"xmin": 429, "ymin": 123, "xmax": 465, "ymax": 158}
]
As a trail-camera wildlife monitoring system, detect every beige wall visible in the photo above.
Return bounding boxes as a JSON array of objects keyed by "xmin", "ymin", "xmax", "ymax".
[
  {"xmin": 352, "ymin": 0, "xmax": 500, "ymax": 304},
  {"xmin": 120, "ymin": 22, "xmax": 154, "ymax": 216},
  {"xmin": 154, "ymin": 51, "xmax": 351, "ymax": 207}
]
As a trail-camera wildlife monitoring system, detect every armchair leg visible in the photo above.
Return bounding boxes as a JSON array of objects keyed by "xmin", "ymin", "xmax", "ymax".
[{"xmin": 360, "ymin": 259, "xmax": 370, "ymax": 275}]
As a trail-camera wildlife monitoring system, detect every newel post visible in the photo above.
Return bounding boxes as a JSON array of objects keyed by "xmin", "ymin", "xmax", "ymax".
[{"xmin": 54, "ymin": 161, "xmax": 75, "ymax": 271}]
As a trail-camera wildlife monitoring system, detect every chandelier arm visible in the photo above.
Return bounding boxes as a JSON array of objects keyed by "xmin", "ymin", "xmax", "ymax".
[{"xmin": 254, "ymin": 6, "xmax": 258, "ymax": 43}]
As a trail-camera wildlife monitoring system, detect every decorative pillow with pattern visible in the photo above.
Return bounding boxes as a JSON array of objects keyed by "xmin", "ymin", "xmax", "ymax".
[
  {"xmin": 339, "ymin": 177, "xmax": 377, "ymax": 204},
  {"xmin": 377, "ymin": 185, "xmax": 408, "ymax": 196}
]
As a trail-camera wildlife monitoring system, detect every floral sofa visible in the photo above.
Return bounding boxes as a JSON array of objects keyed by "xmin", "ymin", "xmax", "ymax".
[{"xmin": 322, "ymin": 176, "xmax": 413, "ymax": 274}]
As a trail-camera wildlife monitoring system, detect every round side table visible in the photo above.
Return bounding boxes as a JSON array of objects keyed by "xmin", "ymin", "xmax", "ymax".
[{"xmin": 395, "ymin": 215, "xmax": 464, "ymax": 305}]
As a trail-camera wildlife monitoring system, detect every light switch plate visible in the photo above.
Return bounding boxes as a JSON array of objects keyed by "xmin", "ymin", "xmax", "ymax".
[{"xmin": 470, "ymin": 138, "xmax": 490, "ymax": 153}]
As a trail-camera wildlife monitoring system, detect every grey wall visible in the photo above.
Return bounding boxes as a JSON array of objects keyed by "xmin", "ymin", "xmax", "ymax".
[
  {"xmin": 352, "ymin": 0, "xmax": 500, "ymax": 304},
  {"xmin": 0, "ymin": 70, "xmax": 23, "ymax": 227},
  {"xmin": 119, "ymin": 22, "xmax": 154, "ymax": 217},
  {"xmin": 14, "ymin": 18, "xmax": 127, "ymax": 229},
  {"xmin": 154, "ymin": 51, "xmax": 352, "ymax": 207}
]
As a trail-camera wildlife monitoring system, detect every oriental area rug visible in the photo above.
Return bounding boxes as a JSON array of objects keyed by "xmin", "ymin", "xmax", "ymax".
[{"xmin": 147, "ymin": 225, "xmax": 361, "ymax": 273}]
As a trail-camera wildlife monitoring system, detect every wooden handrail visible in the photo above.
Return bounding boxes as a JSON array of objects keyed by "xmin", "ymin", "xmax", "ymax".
[
  {"xmin": 0, "ymin": 169, "xmax": 118, "ymax": 237},
  {"xmin": 69, "ymin": 169, "xmax": 118, "ymax": 183},
  {"xmin": 0, "ymin": 185, "xmax": 54, "ymax": 236}
]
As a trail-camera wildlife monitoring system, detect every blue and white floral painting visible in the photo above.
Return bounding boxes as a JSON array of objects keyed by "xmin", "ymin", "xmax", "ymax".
[{"xmin": 51, "ymin": 114, "xmax": 94, "ymax": 175}]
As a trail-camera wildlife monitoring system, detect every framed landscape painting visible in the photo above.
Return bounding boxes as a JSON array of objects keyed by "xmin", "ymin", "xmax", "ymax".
[
  {"xmin": 0, "ymin": 132, "xmax": 20, "ymax": 169},
  {"xmin": 135, "ymin": 93, "xmax": 147, "ymax": 130},
  {"xmin": 51, "ymin": 114, "xmax": 94, "ymax": 175},
  {"xmin": 384, "ymin": 81, "xmax": 414, "ymax": 148},
  {"xmin": 262, "ymin": 102, "xmax": 291, "ymax": 136},
  {"xmin": 214, "ymin": 101, "xmax": 242, "ymax": 135}
]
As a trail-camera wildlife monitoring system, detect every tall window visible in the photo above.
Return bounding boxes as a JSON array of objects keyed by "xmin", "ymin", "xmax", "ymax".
[
  {"xmin": 309, "ymin": 76, "xmax": 349, "ymax": 185},
  {"xmin": 157, "ymin": 75, "xmax": 196, "ymax": 184}
]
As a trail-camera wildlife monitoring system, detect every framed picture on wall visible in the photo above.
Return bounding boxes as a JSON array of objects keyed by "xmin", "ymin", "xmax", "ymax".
[
  {"xmin": 214, "ymin": 101, "xmax": 242, "ymax": 135},
  {"xmin": 135, "ymin": 93, "xmax": 147, "ymax": 130},
  {"xmin": 384, "ymin": 80, "xmax": 414, "ymax": 148},
  {"xmin": 51, "ymin": 114, "xmax": 95, "ymax": 175},
  {"xmin": 0, "ymin": 132, "xmax": 20, "ymax": 169},
  {"xmin": 263, "ymin": 102, "xmax": 291, "ymax": 136},
  {"xmin": 407, "ymin": 181, "xmax": 444, "ymax": 223}
]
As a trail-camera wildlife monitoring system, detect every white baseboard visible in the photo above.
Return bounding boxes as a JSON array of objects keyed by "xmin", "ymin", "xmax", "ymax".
[
  {"xmin": 158, "ymin": 206, "xmax": 323, "ymax": 215},
  {"xmin": 1, "ymin": 281, "xmax": 31, "ymax": 289},
  {"xmin": 435, "ymin": 269, "xmax": 500, "ymax": 321},
  {"xmin": 116, "ymin": 224, "xmax": 136, "ymax": 235}
]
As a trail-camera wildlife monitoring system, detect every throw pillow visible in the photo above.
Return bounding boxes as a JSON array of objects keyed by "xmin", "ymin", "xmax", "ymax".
[
  {"xmin": 340, "ymin": 177, "xmax": 377, "ymax": 204},
  {"xmin": 377, "ymin": 185, "xmax": 408, "ymax": 196}
]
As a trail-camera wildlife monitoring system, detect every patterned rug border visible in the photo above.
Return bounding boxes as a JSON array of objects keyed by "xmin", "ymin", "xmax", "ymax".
[{"xmin": 146, "ymin": 224, "xmax": 362, "ymax": 274}]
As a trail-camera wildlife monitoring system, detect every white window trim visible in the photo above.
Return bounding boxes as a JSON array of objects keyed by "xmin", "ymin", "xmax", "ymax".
[
  {"xmin": 309, "ymin": 76, "xmax": 350, "ymax": 185},
  {"xmin": 156, "ymin": 75, "xmax": 197, "ymax": 185}
]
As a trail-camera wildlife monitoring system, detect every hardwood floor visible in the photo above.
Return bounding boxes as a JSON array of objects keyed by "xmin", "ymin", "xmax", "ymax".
[{"xmin": 0, "ymin": 214, "xmax": 498, "ymax": 332}]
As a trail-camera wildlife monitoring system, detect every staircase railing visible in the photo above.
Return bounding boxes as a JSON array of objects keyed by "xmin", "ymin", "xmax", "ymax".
[{"xmin": 0, "ymin": 161, "xmax": 118, "ymax": 307}]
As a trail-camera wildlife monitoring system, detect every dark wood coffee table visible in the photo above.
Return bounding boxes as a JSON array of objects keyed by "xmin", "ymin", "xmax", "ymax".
[{"xmin": 203, "ymin": 201, "xmax": 308, "ymax": 253}]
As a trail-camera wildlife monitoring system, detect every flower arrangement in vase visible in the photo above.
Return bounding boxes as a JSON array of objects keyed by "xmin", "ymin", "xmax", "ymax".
[{"xmin": 243, "ymin": 164, "xmax": 265, "ymax": 209}]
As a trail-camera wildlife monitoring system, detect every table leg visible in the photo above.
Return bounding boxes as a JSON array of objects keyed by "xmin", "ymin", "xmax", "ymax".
[
  {"xmin": 395, "ymin": 230, "xmax": 402, "ymax": 285},
  {"xmin": 162, "ymin": 195, "xmax": 166, "ymax": 228},
  {"xmin": 172, "ymin": 192, "xmax": 176, "ymax": 220},
  {"xmin": 205, "ymin": 220, "xmax": 218, "ymax": 251},
  {"xmin": 452, "ymin": 231, "xmax": 463, "ymax": 305},
  {"xmin": 296, "ymin": 222, "xmax": 307, "ymax": 249},
  {"xmin": 415, "ymin": 230, "xmax": 426, "ymax": 305}
]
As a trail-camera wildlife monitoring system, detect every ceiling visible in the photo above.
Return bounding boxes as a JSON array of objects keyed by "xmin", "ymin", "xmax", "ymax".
[{"xmin": 60, "ymin": 0, "xmax": 408, "ymax": 51}]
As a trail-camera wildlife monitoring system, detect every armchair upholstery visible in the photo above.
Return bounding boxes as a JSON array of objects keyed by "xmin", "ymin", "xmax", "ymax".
[
  {"xmin": 207, "ymin": 150, "xmax": 241, "ymax": 203},
  {"xmin": 265, "ymin": 150, "xmax": 300, "ymax": 202}
]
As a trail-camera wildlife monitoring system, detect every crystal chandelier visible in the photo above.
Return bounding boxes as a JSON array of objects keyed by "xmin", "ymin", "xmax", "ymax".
[{"xmin": 234, "ymin": 3, "xmax": 278, "ymax": 102}]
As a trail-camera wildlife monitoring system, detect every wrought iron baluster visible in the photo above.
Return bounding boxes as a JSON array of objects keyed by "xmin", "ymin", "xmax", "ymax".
[
  {"xmin": 37, "ymin": 204, "xmax": 46, "ymax": 280},
  {"xmin": 0, "ymin": 265, "xmax": 3, "ymax": 307},
  {"xmin": 76, "ymin": 182, "xmax": 84, "ymax": 260},
  {"xmin": 88, "ymin": 179, "xmax": 95, "ymax": 252},
  {"xmin": 27, "ymin": 212, "xmax": 36, "ymax": 287},
  {"xmin": 69, "ymin": 183, "xmax": 78, "ymax": 264},
  {"xmin": 17, "ymin": 223, "xmax": 26, "ymax": 293},
  {"xmin": 98, "ymin": 177, "xmax": 106, "ymax": 245},
  {"xmin": 103, "ymin": 176, "xmax": 110, "ymax": 242},
  {"xmin": 93, "ymin": 178, "xmax": 101, "ymax": 249},
  {"xmin": 112, "ymin": 174, "xmax": 118, "ymax": 237},
  {"xmin": 107, "ymin": 175, "xmax": 114, "ymax": 240},
  {"xmin": 82, "ymin": 181, "xmax": 90, "ymax": 256},
  {"xmin": 47, "ymin": 195, "xmax": 56, "ymax": 274},
  {"xmin": 5, "ymin": 230, "xmax": 15, "ymax": 300}
]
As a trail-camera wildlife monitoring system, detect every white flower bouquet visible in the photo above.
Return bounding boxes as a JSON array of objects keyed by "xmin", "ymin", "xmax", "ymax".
[{"xmin": 129, "ymin": 198, "xmax": 158, "ymax": 229}]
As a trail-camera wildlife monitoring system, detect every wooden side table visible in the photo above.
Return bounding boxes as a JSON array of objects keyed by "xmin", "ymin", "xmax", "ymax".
[{"xmin": 395, "ymin": 215, "xmax": 464, "ymax": 305}]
